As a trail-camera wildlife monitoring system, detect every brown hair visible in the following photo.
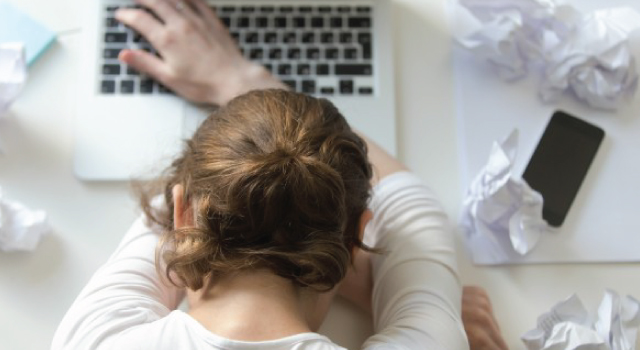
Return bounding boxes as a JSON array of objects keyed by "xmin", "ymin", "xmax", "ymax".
[{"xmin": 141, "ymin": 89, "xmax": 373, "ymax": 292}]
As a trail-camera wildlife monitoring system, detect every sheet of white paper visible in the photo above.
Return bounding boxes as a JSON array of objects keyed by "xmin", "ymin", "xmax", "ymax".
[
  {"xmin": 453, "ymin": 0, "xmax": 640, "ymax": 110},
  {"xmin": 460, "ymin": 130, "xmax": 550, "ymax": 264},
  {"xmin": 523, "ymin": 291, "xmax": 640, "ymax": 350},
  {"xmin": 0, "ymin": 187, "xmax": 50, "ymax": 252},
  {"xmin": 0, "ymin": 42, "xmax": 27, "ymax": 115}
]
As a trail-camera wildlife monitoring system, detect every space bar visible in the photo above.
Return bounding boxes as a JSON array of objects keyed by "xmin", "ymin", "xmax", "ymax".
[{"xmin": 335, "ymin": 64, "xmax": 372, "ymax": 75}]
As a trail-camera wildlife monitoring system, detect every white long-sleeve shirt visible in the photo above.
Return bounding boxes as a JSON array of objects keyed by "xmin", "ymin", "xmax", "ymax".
[{"xmin": 52, "ymin": 172, "xmax": 469, "ymax": 350}]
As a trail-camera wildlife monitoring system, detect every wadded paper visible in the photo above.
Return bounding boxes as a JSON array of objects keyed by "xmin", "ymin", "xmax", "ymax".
[
  {"xmin": 0, "ymin": 187, "xmax": 50, "ymax": 252},
  {"xmin": 461, "ymin": 130, "xmax": 549, "ymax": 264},
  {"xmin": 522, "ymin": 290, "xmax": 640, "ymax": 350},
  {"xmin": 453, "ymin": 0, "xmax": 640, "ymax": 110}
]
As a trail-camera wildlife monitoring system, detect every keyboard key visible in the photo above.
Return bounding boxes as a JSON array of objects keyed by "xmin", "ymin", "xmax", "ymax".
[
  {"xmin": 357, "ymin": 7, "xmax": 372, "ymax": 13},
  {"xmin": 335, "ymin": 64, "xmax": 372, "ymax": 75},
  {"xmin": 302, "ymin": 80, "xmax": 316, "ymax": 94},
  {"xmin": 221, "ymin": 6, "xmax": 235, "ymax": 13},
  {"xmin": 237, "ymin": 17, "xmax": 249, "ymax": 28},
  {"xmin": 282, "ymin": 79, "xmax": 297, "ymax": 90},
  {"xmin": 250, "ymin": 48, "xmax": 264, "ymax": 59},
  {"xmin": 240, "ymin": 6, "xmax": 254, "ymax": 13},
  {"xmin": 279, "ymin": 6, "xmax": 293, "ymax": 13},
  {"xmin": 307, "ymin": 48, "xmax": 320, "ymax": 59},
  {"xmin": 260, "ymin": 6, "xmax": 275, "ymax": 13},
  {"xmin": 120, "ymin": 80, "xmax": 135, "ymax": 94},
  {"xmin": 256, "ymin": 17, "xmax": 268, "ymax": 28},
  {"xmin": 359, "ymin": 87, "xmax": 373, "ymax": 95},
  {"xmin": 278, "ymin": 64, "xmax": 292, "ymax": 75},
  {"xmin": 264, "ymin": 63, "xmax": 273, "ymax": 72},
  {"xmin": 340, "ymin": 80, "xmax": 354, "ymax": 94},
  {"xmin": 287, "ymin": 48, "xmax": 301, "ymax": 60},
  {"xmin": 269, "ymin": 48, "xmax": 283, "ymax": 59},
  {"xmin": 301, "ymin": 32, "xmax": 315, "ymax": 43},
  {"xmin": 321, "ymin": 32, "xmax": 334, "ymax": 43},
  {"xmin": 349, "ymin": 17, "xmax": 371, "ymax": 28},
  {"xmin": 101, "ymin": 80, "xmax": 115, "ymax": 94},
  {"xmin": 318, "ymin": 6, "xmax": 331, "ymax": 13},
  {"xmin": 106, "ymin": 6, "xmax": 119, "ymax": 12},
  {"xmin": 330, "ymin": 17, "xmax": 343, "ymax": 28},
  {"xmin": 340, "ymin": 32, "xmax": 353, "ymax": 43},
  {"xmin": 337, "ymin": 6, "xmax": 351, "ymax": 13},
  {"xmin": 274, "ymin": 17, "xmax": 287, "ymax": 28},
  {"xmin": 344, "ymin": 48, "xmax": 358, "ymax": 60},
  {"xmin": 293, "ymin": 17, "xmax": 306, "ymax": 28},
  {"xmin": 102, "ymin": 64, "xmax": 121, "ymax": 75},
  {"xmin": 106, "ymin": 17, "xmax": 119, "ymax": 28},
  {"xmin": 311, "ymin": 17, "xmax": 324, "ymax": 28},
  {"xmin": 126, "ymin": 66, "xmax": 140, "ymax": 76},
  {"xmin": 316, "ymin": 64, "xmax": 329, "ymax": 75},
  {"xmin": 220, "ymin": 17, "xmax": 231, "ymax": 27},
  {"xmin": 140, "ymin": 79, "xmax": 154, "ymax": 94},
  {"xmin": 297, "ymin": 64, "xmax": 311, "ymax": 75},
  {"xmin": 358, "ymin": 33, "xmax": 372, "ymax": 59},
  {"xmin": 245, "ymin": 32, "xmax": 259, "ymax": 43},
  {"xmin": 264, "ymin": 32, "xmax": 277, "ymax": 43},
  {"xmin": 283, "ymin": 32, "xmax": 296, "ymax": 43},
  {"xmin": 320, "ymin": 87, "xmax": 334, "ymax": 94},
  {"xmin": 230, "ymin": 31, "xmax": 240, "ymax": 42},
  {"xmin": 325, "ymin": 48, "xmax": 339, "ymax": 60},
  {"xmin": 105, "ymin": 32, "xmax": 127, "ymax": 43},
  {"xmin": 299, "ymin": 6, "xmax": 312, "ymax": 13},
  {"xmin": 103, "ymin": 48, "xmax": 121, "ymax": 59}
]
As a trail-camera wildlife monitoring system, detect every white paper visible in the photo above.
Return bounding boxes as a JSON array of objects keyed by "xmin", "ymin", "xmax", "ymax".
[
  {"xmin": 523, "ymin": 291, "xmax": 640, "ymax": 350},
  {"xmin": 0, "ymin": 42, "xmax": 27, "ymax": 115},
  {"xmin": 461, "ymin": 130, "xmax": 549, "ymax": 264},
  {"xmin": 454, "ymin": 0, "xmax": 640, "ymax": 110},
  {"xmin": 0, "ymin": 187, "xmax": 50, "ymax": 252}
]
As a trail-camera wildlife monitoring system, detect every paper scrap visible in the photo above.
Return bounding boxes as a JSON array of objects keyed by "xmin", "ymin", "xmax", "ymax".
[
  {"xmin": 0, "ymin": 42, "xmax": 27, "ymax": 115},
  {"xmin": 0, "ymin": 187, "xmax": 50, "ymax": 252},
  {"xmin": 453, "ymin": 0, "xmax": 640, "ymax": 110},
  {"xmin": 461, "ymin": 130, "xmax": 549, "ymax": 264},
  {"xmin": 522, "ymin": 291, "xmax": 640, "ymax": 350}
]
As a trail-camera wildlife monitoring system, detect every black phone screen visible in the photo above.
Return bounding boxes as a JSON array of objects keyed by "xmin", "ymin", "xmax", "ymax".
[{"xmin": 522, "ymin": 111, "xmax": 605, "ymax": 227}]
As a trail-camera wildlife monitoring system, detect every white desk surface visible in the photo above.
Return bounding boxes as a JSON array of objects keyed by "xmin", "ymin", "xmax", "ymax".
[{"xmin": 1, "ymin": 1, "xmax": 639, "ymax": 349}]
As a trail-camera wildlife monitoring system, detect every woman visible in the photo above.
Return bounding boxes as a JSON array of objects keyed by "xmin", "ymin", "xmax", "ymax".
[{"xmin": 52, "ymin": 0, "xmax": 507, "ymax": 349}]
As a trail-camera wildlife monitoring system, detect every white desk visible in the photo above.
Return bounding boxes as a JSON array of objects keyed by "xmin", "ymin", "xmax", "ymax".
[{"xmin": 1, "ymin": 0, "xmax": 639, "ymax": 349}]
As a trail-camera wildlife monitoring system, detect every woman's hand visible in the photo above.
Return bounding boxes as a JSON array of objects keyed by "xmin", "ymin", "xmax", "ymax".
[
  {"xmin": 115, "ymin": 0, "xmax": 285, "ymax": 106},
  {"xmin": 462, "ymin": 286, "xmax": 509, "ymax": 350}
]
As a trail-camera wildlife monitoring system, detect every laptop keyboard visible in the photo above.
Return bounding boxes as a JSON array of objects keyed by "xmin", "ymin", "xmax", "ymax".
[{"xmin": 100, "ymin": 3, "xmax": 375, "ymax": 97}]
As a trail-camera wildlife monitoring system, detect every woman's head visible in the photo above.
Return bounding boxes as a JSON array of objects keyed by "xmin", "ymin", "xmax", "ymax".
[{"xmin": 143, "ymin": 89, "xmax": 373, "ymax": 292}]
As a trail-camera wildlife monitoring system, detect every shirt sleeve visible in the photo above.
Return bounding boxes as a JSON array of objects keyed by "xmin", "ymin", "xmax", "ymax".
[
  {"xmin": 362, "ymin": 172, "xmax": 469, "ymax": 350},
  {"xmin": 51, "ymin": 216, "xmax": 185, "ymax": 350}
]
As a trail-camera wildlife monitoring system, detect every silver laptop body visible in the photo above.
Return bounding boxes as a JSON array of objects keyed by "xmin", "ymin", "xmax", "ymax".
[{"xmin": 75, "ymin": 0, "xmax": 396, "ymax": 180}]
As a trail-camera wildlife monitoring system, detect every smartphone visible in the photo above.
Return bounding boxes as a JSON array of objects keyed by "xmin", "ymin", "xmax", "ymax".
[{"xmin": 522, "ymin": 111, "xmax": 605, "ymax": 227}]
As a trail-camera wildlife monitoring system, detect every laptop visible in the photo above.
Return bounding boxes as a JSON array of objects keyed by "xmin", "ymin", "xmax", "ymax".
[{"xmin": 75, "ymin": 0, "xmax": 396, "ymax": 180}]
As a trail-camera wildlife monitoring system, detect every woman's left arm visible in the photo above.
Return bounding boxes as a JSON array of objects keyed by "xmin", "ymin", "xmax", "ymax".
[{"xmin": 51, "ymin": 218, "xmax": 184, "ymax": 350}]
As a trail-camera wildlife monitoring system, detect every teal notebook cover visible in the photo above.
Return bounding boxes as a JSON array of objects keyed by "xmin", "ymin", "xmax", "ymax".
[{"xmin": 0, "ymin": 1, "xmax": 57, "ymax": 66}]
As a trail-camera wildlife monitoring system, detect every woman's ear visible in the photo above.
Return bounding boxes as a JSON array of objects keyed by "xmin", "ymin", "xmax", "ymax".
[{"xmin": 172, "ymin": 184, "xmax": 188, "ymax": 229}]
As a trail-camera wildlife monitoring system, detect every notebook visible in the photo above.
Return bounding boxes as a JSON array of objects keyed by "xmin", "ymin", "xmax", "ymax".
[
  {"xmin": 74, "ymin": 0, "xmax": 397, "ymax": 180},
  {"xmin": 0, "ymin": 1, "xmax": 56, "ymax": 66}
]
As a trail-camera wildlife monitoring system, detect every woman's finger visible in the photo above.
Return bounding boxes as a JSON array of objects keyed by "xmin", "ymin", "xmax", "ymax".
[
  {"xmin": 118, "ymin": 49, "xmax": 169, "ymax": 83},
  {"xmin": 115, "ymin": 8, "xmax": 164, "ymax": 40},
  {"xmin": 135, "ymin": 0, "xmax": 183, "ymax": 23},
  {"xmin": 187, "ymin": 0, "xmax": 225, "ymax": 31}
]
